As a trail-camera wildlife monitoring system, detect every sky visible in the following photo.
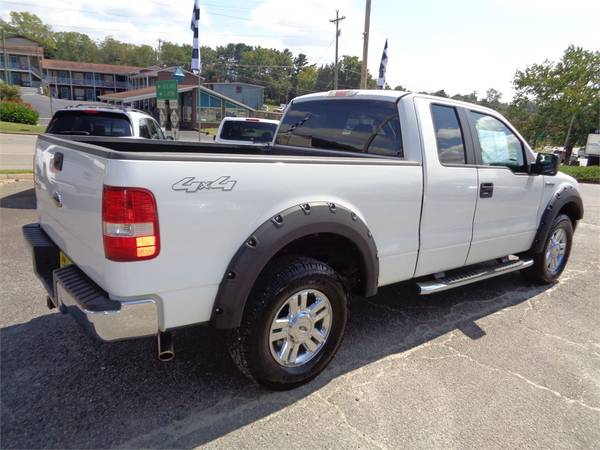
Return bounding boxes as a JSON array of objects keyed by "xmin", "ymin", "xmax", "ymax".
[{"xmin": 1, "ymin": 0, "xmax": 598, "ymax": 99}]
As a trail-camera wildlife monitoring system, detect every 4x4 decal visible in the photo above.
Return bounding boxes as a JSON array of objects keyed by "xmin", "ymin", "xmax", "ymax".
[{"xmin": 172, "ymin": 176, "xmax": 237, "ymax": 193}]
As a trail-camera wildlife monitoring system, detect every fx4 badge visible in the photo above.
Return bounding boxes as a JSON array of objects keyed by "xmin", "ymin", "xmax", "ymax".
[{"xmin": 172, "ymin": 176, "xmax": 237, "ymax": 193}]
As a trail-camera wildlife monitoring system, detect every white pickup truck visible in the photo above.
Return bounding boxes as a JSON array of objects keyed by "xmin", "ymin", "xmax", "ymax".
[{"xmin": 24, "ymin": 90, "xmax": 583, "ymax": 389}]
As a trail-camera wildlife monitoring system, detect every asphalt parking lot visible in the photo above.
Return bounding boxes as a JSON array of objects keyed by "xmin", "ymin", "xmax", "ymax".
[{"xmin": 1, "ymin": 180, "xmax": 599, "ymax": 449}]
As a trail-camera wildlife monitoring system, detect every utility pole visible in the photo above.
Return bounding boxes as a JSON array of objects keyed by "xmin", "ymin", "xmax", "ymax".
[
  {"xmin": 360, "ymin": 0, "xmax": 371, "ymax": 89},
  {"xmin": 329, "ymin": 10, "xmax": 346, "ymax": 90},
  {"xmin": 2, "ymin": 29, "xmax": 8, "ymax": 84}
]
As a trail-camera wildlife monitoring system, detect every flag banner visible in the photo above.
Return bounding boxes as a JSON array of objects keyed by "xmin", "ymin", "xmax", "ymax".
[
  {"xmin": 190, "ymin": 0, "xmax": 201, "ymax": 74},
  {"xmin": 377, "ymin": 39, "xmax": 388, "ymax": 89}
]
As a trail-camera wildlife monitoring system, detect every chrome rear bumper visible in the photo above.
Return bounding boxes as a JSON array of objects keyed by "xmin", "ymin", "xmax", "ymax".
[{"xmin": 23, "ymin": 223, "xmax": 158, "ymax": 342}]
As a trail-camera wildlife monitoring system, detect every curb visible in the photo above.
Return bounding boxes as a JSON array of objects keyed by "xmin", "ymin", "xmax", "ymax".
[{"xmin": 0, "ymin": 173, "xmax": 33, "ymax": 181}]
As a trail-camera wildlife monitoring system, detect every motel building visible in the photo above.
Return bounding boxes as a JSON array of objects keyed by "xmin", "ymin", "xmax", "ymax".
[
  {"xmin": 1, "ymin": 34, "xmax": 139, "ymax": 100},
  {"xmin": 1, "ymin": 34, "xmax": 272, "ymax": 129},
  {"xmin": 99, "ymin": 69, "xmax": 255, "ymax": 129}
]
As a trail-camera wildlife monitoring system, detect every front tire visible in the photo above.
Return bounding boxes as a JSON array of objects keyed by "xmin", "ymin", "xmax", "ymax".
[
  {"xmin": 523, "ymin": 214, "xmax": 573, "ymax": 284},
  {"xmin": 228, "ymin": 256, "xmax": 348, "ymax": 390}
]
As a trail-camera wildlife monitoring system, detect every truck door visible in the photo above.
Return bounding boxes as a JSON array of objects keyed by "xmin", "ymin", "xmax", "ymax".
[
  {"xmin": 464, "ymin": 110, "xmax": 544, "ymax": 265},
  {"xmin": 414, "ymin": 99, "xmax": 479, "ymax": 276}
]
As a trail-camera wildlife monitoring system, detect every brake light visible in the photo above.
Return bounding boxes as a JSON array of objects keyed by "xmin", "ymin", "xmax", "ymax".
[
  {"xmin": 102, "ymin": 186, "xmax": 160, "ymax": 261},
  {"xmin": 245, "ymin": 118, "xmax": 260, "ymax": 122}
]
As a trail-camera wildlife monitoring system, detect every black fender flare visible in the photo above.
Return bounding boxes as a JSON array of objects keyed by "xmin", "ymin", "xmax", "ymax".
[
  {"xmin": 530, "ymin": 184, "xmax": 583, "ymax": 254},
  {"xmin": 211, "ymin": 202, "xmax": 379, "ymax": 329}
]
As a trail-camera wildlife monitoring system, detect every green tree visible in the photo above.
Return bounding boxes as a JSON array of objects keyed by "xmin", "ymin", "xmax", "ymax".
[
  {"xmin": 160, "ymin": 41, "xmax": 191, "ymax": 68},
  {"xmin": 511, "ymin": 46, "xmax": 600, "ymax": 155},
  {"xmin": 127, "ymin": 44, "xmax": 156, "ymax": 67},
  {"xmin": 238, "ymin": 46, "xmax": 293, "ymax": 103},
  {"xmin": 451, "ymin": 91, "xmax": 478, "ymax": 103},
  {"xmin": 297, "ymin": 65, "xmax": 318, "ymax": 95},
  {"xmin": 54, "ymin": 32, "xmax": 99, "ymax": 62},
  {"xmin": 0, "ymin": 11, "xmax": 56, "ymax": 56},
  {"xmin": 289, "ymin": 53, "xmax": 308, "ymax": 98}
]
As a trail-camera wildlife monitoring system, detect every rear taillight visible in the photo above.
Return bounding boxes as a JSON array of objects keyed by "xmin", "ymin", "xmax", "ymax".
[{"xmin": 102, "ymin": 186, "xmax": 160, "ymax": 261}]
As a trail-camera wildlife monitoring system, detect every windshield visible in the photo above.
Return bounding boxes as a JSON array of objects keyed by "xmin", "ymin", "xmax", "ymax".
[
  {"xmin": 219, "ymin": 120, "xmax": 277, "ymax": 143},
  {"xmin": 47, "ymin": 111, "xmax": 132, "ymax": 137}
]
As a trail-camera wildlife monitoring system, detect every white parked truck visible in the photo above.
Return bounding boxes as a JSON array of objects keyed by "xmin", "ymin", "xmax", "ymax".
[
  {"xmin": 584, "ymin": 132, "xmax": 600, "ymax": 165},
  {"xmin": 214, "ymin": 117, "xmax": 279, "ymax": 145},
  {"xmin": 24, "ymin": 90, "xmax": 583, "ymax": 389}
]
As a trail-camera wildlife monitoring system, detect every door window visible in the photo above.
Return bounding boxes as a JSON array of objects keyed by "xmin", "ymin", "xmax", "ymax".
[
  {"xmin": 431, "ymin": 105, "xmax": 466, "ymax": 164},
  {"xmin": 470, "ymin": 112, "xmax": 525, "ymax": 171}
]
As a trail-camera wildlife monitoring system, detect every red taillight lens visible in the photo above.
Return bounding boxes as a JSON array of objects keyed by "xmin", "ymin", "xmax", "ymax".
[{"xmin": 102, "ymin": 186, "xmax": 160, "ymax": 261}]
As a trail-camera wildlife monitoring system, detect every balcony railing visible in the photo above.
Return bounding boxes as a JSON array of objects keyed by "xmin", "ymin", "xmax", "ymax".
[
  {"xmin": 44, "ymin": 76, "xmax": 131, "ymax": 90},
  {"xmin": 0, "ymin": 61, "xmax": 43, "ymax": 73}
]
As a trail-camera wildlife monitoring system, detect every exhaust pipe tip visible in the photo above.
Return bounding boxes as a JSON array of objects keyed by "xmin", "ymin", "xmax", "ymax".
[
  {"xmin": 157, "ymin": 331, "xmax": 174, "ymax": 362},
  {"xmin": 158, "ymin": 349, "xmax": 174, "ymax": 362}
]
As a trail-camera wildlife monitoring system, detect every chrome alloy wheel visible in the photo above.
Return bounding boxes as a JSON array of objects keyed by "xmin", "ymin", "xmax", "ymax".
[
  {"xmin": 546, "ymin": 228, "xmax": 568, "ymax": 274},
  {"xmin": 269, "ymin": 289, "xmax": 332, "ymax": 368}
]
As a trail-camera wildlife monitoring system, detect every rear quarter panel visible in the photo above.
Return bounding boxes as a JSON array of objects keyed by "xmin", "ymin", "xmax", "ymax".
[{"xmin": 103, "ymin": 156, "xmax": 423, "ymax": 329}]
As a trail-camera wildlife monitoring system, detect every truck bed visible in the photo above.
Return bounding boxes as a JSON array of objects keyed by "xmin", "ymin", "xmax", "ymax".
[{"xmin": 43, "ymin": 134, "xmax": 400, "ymax": 161}]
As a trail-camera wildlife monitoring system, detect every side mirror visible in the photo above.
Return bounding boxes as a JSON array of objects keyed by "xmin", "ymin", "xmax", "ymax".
[
  {"xmin": 532, "ymin": 152, "xmax": 560, "ymax": 176},
  {"xmin": 166, "ymin": 136, "xmax": 174, "ymax": 140}
]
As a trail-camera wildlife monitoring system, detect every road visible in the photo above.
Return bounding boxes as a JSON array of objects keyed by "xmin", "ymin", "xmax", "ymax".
[
  {"xmin": 0, "ymin": 134, "xmax": 37, "ymax": 171},
  {"xmin": 20, "ymin": 87, "xmax": 96, "ymax": 126},
  {"xmin": 1, "ymin": 181, "xmax": 599, "ymax": 449}
]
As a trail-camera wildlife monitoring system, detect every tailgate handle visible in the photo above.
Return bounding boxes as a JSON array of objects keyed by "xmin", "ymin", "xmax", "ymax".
[{"xmin": 52, "ymin": 152, "xmax": 64, "ymax": 172}]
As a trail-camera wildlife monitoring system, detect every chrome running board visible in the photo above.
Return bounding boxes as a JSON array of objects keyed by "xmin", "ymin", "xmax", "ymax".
[{"xmin": 417, "ymin": 258, "xmax": 534, "ymax": 295}]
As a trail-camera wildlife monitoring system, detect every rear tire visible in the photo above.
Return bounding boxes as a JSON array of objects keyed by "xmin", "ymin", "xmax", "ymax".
[
  {"xmin": 228, "ymin": 256, "xmax": 348, "ymax": 390},
  {"xmin": 522, "ymin": 214, "xmax": 573, "ymax": 284}
]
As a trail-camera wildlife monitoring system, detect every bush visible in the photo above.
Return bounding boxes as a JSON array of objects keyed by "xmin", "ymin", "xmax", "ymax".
[
  {"xmin": 0, "ymin": 101, "xmax": 39, "ymax": 125},
  {"xmin": 560, "ymin": 164, "xmax": 600, "ymax": 184},
  {"xmin": 0, "ymin": 83, "xmax": 21, "ymax": 102}
]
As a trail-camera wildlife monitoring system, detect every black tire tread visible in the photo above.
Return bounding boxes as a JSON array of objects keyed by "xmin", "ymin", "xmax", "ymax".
[
  {"xmin": 522, "ymin": 214, "xmax": 573, "ymax": 284},
  {"xmin": 228, "ymin": 255, "xmax": 346, "ymax": 389}
]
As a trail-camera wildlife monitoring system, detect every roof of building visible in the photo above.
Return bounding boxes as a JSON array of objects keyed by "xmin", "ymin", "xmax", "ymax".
[
  {"xmin": 0, "ymin": 35, "xmax": 44, "ymax": 57},
  {"xmin": 42, "ymin": 59, "xmax": 142, "ymax": 74},
  {"xmin": 98, "ymin": 84, "xmax": 255, "ymax": 111},
  {"xmin": 130, "ymin": 65, "xmax": 201, "ymax": 80},
  {"xmin": 208, "ymin": 82, "xmax": 265, "ymax": 89}
]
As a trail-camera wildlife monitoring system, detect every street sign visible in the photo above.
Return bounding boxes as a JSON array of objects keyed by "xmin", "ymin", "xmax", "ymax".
[{"xmin": 156, "ymin": 80, "xmax": 178, "ymax": 100}]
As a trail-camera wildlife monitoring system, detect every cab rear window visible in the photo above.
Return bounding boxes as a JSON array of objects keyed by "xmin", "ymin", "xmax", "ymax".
[
  {"xmin": 47, "ymin": 111, "xmax": 132, "ymax": 137},
  {"xmin": 275, "ymin": 99, "xmax": 403, "ymax": 157},
  {"xmin": 220, "ymin": 120, "xmax": 277, "ymax": 143}
]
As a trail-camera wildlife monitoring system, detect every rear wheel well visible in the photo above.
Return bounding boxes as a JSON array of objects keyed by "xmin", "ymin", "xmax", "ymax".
[{"xmin": 272, "ymin": 233, "xmax": 367, "ymax": 295}]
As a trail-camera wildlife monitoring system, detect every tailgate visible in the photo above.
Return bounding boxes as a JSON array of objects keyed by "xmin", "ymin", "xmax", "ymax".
[{"xmin": 34, "ymin": 135, "xmax": 107, "ymax": 282}]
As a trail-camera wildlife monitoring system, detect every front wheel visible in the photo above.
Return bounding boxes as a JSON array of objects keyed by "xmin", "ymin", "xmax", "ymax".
[
  {"xmin": 522, "ymin": 214, "xmax": 573, "ymax": 284},
  {"xmin": 228, "ymin": 256, "xmax": 348, "ymax": 390}
]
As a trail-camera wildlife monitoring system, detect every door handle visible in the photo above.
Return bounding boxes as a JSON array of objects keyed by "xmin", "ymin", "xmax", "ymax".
[
  {"xmin": 51, "ymin": 152, "xmax": 64, "ymax": 172},
  {"xmin": 480, "ymin": 182, "xmax": 494, "ymax": 198},
  {"xmin": 52, "ymin": 191, "xmax": 63, "ymax": 208}
]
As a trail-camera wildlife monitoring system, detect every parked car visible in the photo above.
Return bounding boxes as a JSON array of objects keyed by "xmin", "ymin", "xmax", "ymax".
[
  {"xmin": 214, "ymin": 117, "xmax": 279, "ymax": 145},
  {"xmin": 46, "ymin": 105, "xmax": 167, "ymax": 139},
  {"xmin": 24, "ymin": 90, "xmax": 582, "ymax": 389}
]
